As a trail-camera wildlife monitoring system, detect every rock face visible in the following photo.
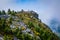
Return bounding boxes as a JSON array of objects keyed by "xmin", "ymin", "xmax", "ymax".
[
  {"xmin": 0, "ymin": 10, "xmax": 59, "ymax": 40},
  {"xmin": 0, "ymin": 35, "xmax": 3, "ymax": 40}
]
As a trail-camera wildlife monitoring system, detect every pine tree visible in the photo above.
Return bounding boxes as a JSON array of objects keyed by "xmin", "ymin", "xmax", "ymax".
[
  {"xmin": 0, "ymin": 11, "xmax": 2, "ymax": 15},
  {"xmin": 2, "ymin": 10, "xmax": 6, "ymax": 15},
  {"xmin": 8, "ymin": 9, "xmax": 11, "ymax": 14}
]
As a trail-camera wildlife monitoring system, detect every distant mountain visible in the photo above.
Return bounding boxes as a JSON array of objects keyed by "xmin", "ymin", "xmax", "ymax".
[
  {"xmin": 49, "ymin": 18, "xmax": 60, "ymax": 37},
  {"xmin": 0, "ymin": 9, "xmax": 59, "ymax": 40}
]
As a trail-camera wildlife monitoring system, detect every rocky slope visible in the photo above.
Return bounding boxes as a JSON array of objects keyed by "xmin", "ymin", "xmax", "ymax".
[{"xmin": 0, "ymin": 9, "xmax": 59, "ymax": 40}]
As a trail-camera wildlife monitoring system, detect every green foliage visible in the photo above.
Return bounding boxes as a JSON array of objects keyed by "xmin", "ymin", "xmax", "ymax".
[
  {"xmin": 8, "ymin": 9, "xmax": 16, "ymax": 16},
  {"xmin": 0, "ymin": 18, "xmax": 6, "ymax": 31},
  {"xmin": 24, "ymin": 33, "xmax": 33, "ymax": 40},
  {"xmin": 2, "ymin": 10, "xmax": 6, "ymax": 15},
  {"xmin": 0, "ymin": 10, "xmax": 6, "ymax": 15},
  {"xmin": 3, "ymin": 34, "xmax": 13, "ymax": 40},
  {"xmin": 8, "ymin": 9, "xmax": 11, "ymax": 15},
  {"xmin": 0, "ymin": 9, "xmax": 59, "ymax": 40},
  {"xmin": 0, "ymin": 11, "xmax": 2, "ymax": 15},
  {"xmin": 9, "ymin": 17, "xmax": 13, "ymax": 24},
  {"xmin": 11, "ymin": 10, "xmax": 16, "ymax": 16},
  {"xmin": 28, "ymin": 21, "xmax": 34, "ymax": 28}
]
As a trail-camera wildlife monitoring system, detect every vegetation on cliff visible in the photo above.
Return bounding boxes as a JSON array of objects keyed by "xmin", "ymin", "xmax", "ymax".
[{"xmin": 0, "ymin": 9, "xmax": 59, "ymax": 40}]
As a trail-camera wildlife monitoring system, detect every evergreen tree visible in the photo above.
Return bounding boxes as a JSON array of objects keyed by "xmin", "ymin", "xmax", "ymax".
[
  {"xmin": 2, "ymin": 10, "xmax": 6, "ymax": 15},
  {"xmin": 21, "ymin": 9, "xmax": 24, "ymax": 13},
  {"xmin": 0, "ymin": 11, "xmax": 2, "ymax": 15},
  {"xmin": 8, "ymin": 9, "xmax": 11, "ymax": 14},
  {"xmin": 11, "ymin": 10, "xmax": 15, "ymax": 16}
]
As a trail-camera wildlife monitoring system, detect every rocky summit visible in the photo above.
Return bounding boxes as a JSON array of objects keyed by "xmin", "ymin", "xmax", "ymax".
[{"xmin": 0, "ymin": 9, "xmax": 59, "ymax": 40}]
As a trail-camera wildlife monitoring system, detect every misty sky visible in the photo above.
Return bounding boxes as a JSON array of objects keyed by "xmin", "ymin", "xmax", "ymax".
[{"xmin": 0, "ymin": 0, "xmax": 60, "ymax": 25}]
